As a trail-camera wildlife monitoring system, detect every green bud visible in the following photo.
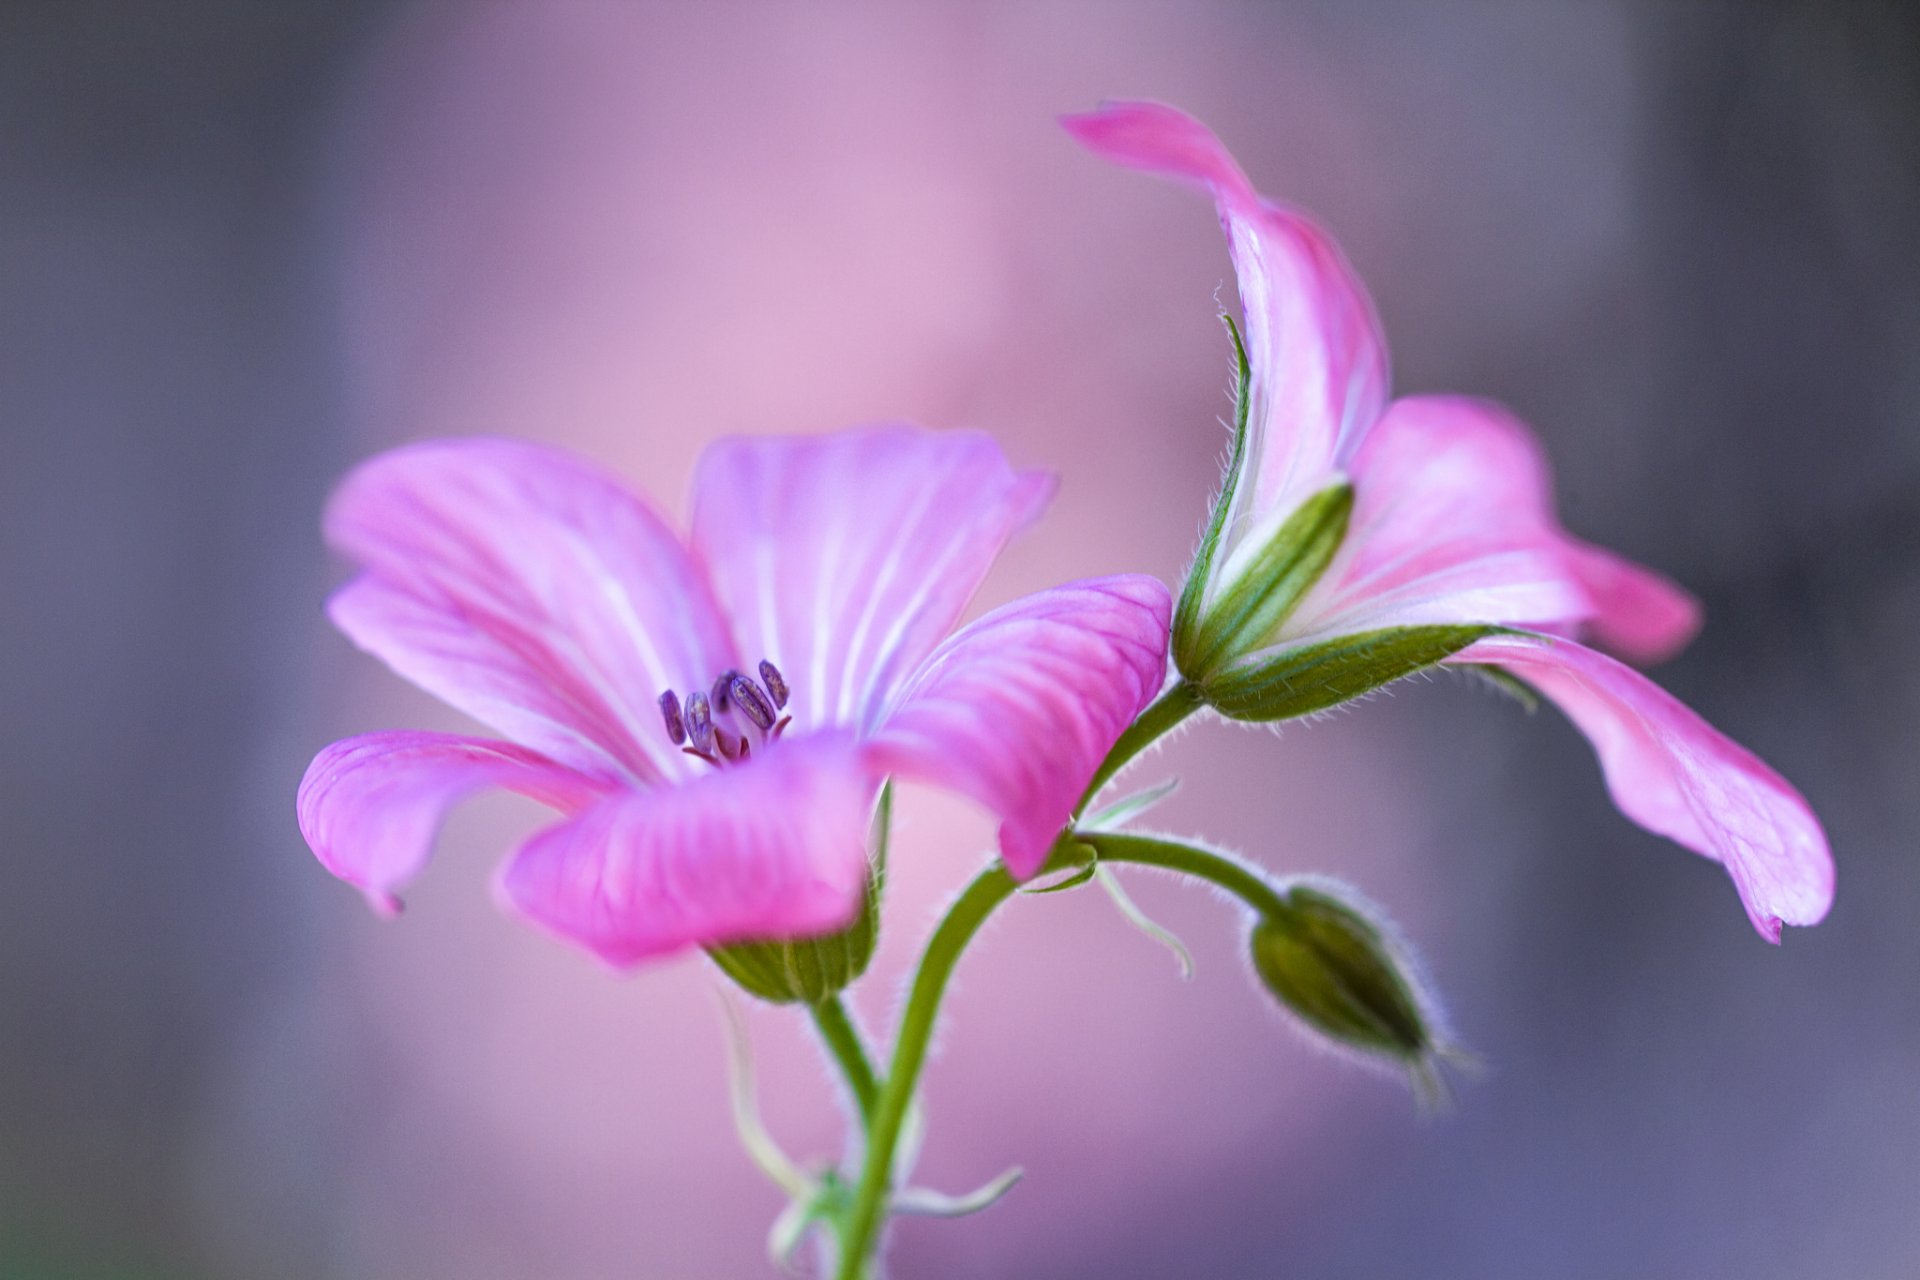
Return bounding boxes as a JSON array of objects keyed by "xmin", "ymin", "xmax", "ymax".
[
  {"xmin": 708, "ymin": 786, "xmax": 890, "ymax": 1005},
  {"xmin": 1201, "ymin": 624, "xmax": 1500, "ymax": 722},
  {"xmin": 1249, "ymin": 883, "xmax": 1454, "ymax": 1088}
]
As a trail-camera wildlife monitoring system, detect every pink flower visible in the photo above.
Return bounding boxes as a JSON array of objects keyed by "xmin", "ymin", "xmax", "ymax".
[
  {"xmin": 298, "ymin": 426, "xmax": 1171, "ymax": 965},
  {"xmin": 1064, "ymin": 101, "xmax": 1832, "ymax": 941}
]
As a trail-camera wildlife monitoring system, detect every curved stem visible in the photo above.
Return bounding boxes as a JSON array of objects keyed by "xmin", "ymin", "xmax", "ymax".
[
  {"xmin": 832, "ymin": 685, "xmax": 1205, "ymax": 1276},
  {"xmin": 1076, "ymin": 830, "xmax": 1291, "ymax": 921},
  {"xmin": 1074, "ymin": 680, "xmax": 1202, "ymax": 815},
  {"xmin": 833, "ymin": 866, "xmax": 1018, "ymax": 1279},
  {"xmin": 810, "ymin": 994, "xmax": 881, "ymax": 1129}
]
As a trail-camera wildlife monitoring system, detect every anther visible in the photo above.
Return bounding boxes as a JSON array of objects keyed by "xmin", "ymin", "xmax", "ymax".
[
  {"xmin": 686, "ymin": 691, "xmax": 714, "ymax": 754},
  {"xmin": 730, "ymin": 674, "xmax": 777, "ymax": 732},
  {"xmin": 758, "ymin": 659, "xmax": 789, "ymax": 710},
  {"xmin": 710, "ymin": 670, "xmax": 739, "ymax": 713},
  {"xmin": 658, "ymin": 690, "xmax": 686, "ymax": 746}
]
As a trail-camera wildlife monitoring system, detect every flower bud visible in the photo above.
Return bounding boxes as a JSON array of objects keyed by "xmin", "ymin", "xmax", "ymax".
[
  {"xmin": 707, "ymin": 788, "xmax": 890, "ymax": 1005},
  {"xmin": 1248, "ymin": 882, "xmax": 1452, "ymax": 1085}
]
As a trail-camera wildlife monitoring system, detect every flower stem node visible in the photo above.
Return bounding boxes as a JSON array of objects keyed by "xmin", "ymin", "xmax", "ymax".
[
  {"xmin": 707, "ymin": 786, "xmax": 891, "ymax": 1006},
  {"xmin": 1249, "ymin": 883, "xmax": 1448, "ymax": 1081}
]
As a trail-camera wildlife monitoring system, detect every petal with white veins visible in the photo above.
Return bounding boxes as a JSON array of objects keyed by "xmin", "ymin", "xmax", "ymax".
[
  {"xmin": 690, "ymin": 425, "xmax": 1054, "ymax": 736},
  {"xmin": 1450, "ymin": 634, "xmax": 1832, "ymax": 941},
  {"xmin": 325, "ymin": 438, "xmax": 737, "ymax": 785},
  {"xmin": 865, "ymin": 575, "xmax": 1172, "ymax": 879},
  {"xmin": 298, "ymin": 731, "xmax": 608, "ymax": 915},
  {"xmin": 1281, "ymin": 396, "xmax": 1594, "ymax": 643},
  {"xmin": 1063, "ymin": 100, "xmax": 1389, "ymax": 574},
  {"xmin": 499, "ymin": 733, "xmax": 879, "ymax": 968}
]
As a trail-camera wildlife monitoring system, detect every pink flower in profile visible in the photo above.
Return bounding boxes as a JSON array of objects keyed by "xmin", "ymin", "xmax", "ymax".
[
  {"xmin": 1065, "ymin": 101, "xmax": 1832, "ymax": 941},
  {"xmin": 297, "ymin": 426, "xmax": 1170, "ymax": 965}
]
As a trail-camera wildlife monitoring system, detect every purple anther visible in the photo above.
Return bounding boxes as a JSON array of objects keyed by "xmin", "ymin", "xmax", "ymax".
[
  {"xmin": 710, "ymin": 670, "xmax": 738, "ymax": 713},
  {"xmin": 758, "ymin": 659, "xmax": 789, "ymax": 710},
  {"xmin": 657, "ymin": 690, "xmax": 686, "ymax": 746},
  {"xmin": 730, "ymin": 674, "xmax": 777, "ymax": 732},
  {"xmin": 686, "ymin": 691, "xmax": 714, "ymax": 753}
]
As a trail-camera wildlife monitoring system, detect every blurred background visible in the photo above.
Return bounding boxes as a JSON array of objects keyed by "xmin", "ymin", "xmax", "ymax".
[{"xmin": 4, "ymin": 1, "xmax": 1916, "ymax": 1276}]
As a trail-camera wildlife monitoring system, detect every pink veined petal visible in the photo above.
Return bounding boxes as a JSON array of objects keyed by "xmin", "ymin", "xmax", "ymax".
[
  {"xmin": 297, "ymin": 731, "xmax": 609, "ymax": 916},
  {"xmin": 1449, "ymin": 634, "xmax": 1833, "ymax": 942},
  {"xmin": 498, "ymin": 732, "xmax": 879, "ymax": 968},
  {"xmin": 324, "ymin": 438, "xmax": 737, "ymax": 785},
  {"xmin": 689, "ymin": 424, "xmax": 1055, "ymax": 737},
  {"xmin": 1062, "ymin": 101, "xmax": 1389, "ymax": 564},
  {"xmin": 1561, "ymin": 539, "xmax": 1703, "ymax": 665},
  {"xmin": 864, "ymin": 575, "xmax": 1173, "ymax": 880},
  {"xmin": 1282, "ymin": 396, "xmax": 1593, "ymax": 641}
]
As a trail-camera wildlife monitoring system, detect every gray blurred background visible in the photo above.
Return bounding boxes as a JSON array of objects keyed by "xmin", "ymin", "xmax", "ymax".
[{"xmin": 3, "ymin": 2, "xmax": 1916, "ymax": 1277}]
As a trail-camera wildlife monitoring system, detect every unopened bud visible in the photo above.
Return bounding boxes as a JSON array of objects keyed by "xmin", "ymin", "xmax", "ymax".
[{"xmin": 1249, "ymin": 882, "xmax": 1459, "ymax": 1095}]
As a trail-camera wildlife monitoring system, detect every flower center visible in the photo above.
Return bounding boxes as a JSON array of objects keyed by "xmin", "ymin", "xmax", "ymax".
[{"xmin": 657, "ymin": 659, "xmax": 792, "ymax": 766}]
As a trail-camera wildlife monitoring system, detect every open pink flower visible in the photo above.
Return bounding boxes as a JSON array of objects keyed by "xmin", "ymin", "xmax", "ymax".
[
  {"xmin": 298, "ymin": 425, "xmax": 1171, "ymax": 965},
  {"xmin": 1065, "ymin": 101, "xmax": 1831, "ymax": 941}
]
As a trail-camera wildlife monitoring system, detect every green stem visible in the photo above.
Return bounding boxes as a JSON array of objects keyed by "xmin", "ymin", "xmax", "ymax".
[
  {"xmin": 1074, "ymin": 681, "xmax": 1202, "ymax": 815},
  {"xmin": 833, "ymin": 866, "xmax": 1019, "ymax": 1279},
  {"xmin": 810, "ymin": 994, "xmax": 882, "ymax": 1129},
  {"xmin": 1076, "ymin": 830, "xmax": 1291, "ymax": 921},
  {"xmin": 832, "ymin": 684, "xmax": 1206, "ymax": 1277}
]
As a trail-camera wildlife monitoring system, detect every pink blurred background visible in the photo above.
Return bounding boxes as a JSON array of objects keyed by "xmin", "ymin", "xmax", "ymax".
[{"xmin": 6, "ymin": 2, "xmax": 1917, "ymax": 1277}]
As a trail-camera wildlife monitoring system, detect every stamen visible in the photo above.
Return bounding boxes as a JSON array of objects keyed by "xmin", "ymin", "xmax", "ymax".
[
  {"xmin": 730, "ymin": 674, "xmax": 777, "ymax": 732},
  {"xmin": 710, "ymin": 669, "xmax": 740, "ymax": 713},
  {"xmin": 686, "ymin": 691, "xmax": 714, "ymax": 754},
  {"xmin": 714, "ymin": 727, "xmax": 742, "ymax": 762},
  {"xmin": 658, "ymin": 690, "xmax": 686, "ymax": 746},
  {"xmin": 758, "ymin": 660, "xmax": 789, "ymax": 710}
]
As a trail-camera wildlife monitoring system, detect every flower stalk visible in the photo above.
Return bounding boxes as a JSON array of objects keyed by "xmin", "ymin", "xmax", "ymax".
[
  {"xmin": 833, "ymin": 863, "xmax": 1020, "ymax": 1279},
  {"xmin": 808, "ymin": 995, "xmax": 881, "ymax": 1130}
]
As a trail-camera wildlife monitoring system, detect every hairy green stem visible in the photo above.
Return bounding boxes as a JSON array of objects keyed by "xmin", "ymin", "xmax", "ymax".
[
  {"xmin": 810, "ymin": 994, "xmax": 881, "ymax": 1129},
  {"xmin": 832, "ymin": 681, "xmax": 1207, "ymax": 1277},
  {"xmin": 1076, "ymin": 830, "xmax": 1290, "ymax": 921},
  {"xmin": 833, "ymin": 866, "xmax": 1018, "ymax": 1279}
]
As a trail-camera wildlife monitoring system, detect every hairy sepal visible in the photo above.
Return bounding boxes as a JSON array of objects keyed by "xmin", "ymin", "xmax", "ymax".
[
  {"xmin": 1180, "ymin": 482, "xmax": 1355, "ymax": 681},
  {"xmin": 1173, "ymin": 314, "xmax": 1254, "ymax": 660},
  {"xmin": 707, "ymin": 784, "xmax": 890, "ymax": 1005},
  {"xmin": 1202, "ymin": 625, "xmax": 1503, "ymax": 722}
]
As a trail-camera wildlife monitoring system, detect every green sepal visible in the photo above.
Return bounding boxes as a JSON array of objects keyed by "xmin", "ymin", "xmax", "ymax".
[
  {"xmin": 1179, "ymin": 482, "xmax": 1355, "ymax": 680},
  {"xmin": 708, "ymin": 784, "xmax": 891, "ymax": 1005},
  {"xmin": 1172, "ymin": 313, "xmax": 1255, "ymax": 662},
  {"xmin": 1249, "ymin": 884, "xmax": 1432, "ymax": 1068},
  {"xmin": 1201, "ymin": 624, "xmax": 1502, "ymax": 722},
  {"xmin": 1020, "ymin": 838, "xmax": 1096, "ymax": 895},
  {"xmin": 1081, "ymin": 777, "xmax": 1180, "ymax": 831}
]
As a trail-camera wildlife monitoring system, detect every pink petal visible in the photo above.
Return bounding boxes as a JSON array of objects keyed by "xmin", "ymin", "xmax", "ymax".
[
  {"xmin": 297, "ymin": 731, "xmax": 607, "ymax": 915},
  {"xmin": 1561, "ymin": 539, "xmax": 1703, "ymax": 665},
  {"xmin": 498, "ymin": 733, "xmax": 879, "ymax": 968},
  {"xmin": 1450, "ymin": 634, "xmax": 1833, "ymax": 941},
  {"xmin": 325, "ymin": 438, "xmax": 736, "ymax": 785},
  {"xmin": 689, "ymin": 424, "xmax": 1054, "ymax": 736},
  {"xmin": 1283, "ymin": 396, "xmax": 1592, "ymax": 640},
  {"xmin": 1062, "ymin": 101, "xmax": 1389, "ymax": 554},
  {"xmin": 864, "ymin": 576, "xmax": 1172, "ymax": 879}
]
